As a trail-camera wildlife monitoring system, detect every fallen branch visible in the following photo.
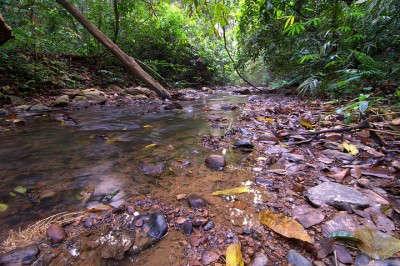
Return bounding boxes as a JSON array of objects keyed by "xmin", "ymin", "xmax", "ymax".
[{"xmin": 301, "ymin": 120, "xmax": 369, "ymax": 135}]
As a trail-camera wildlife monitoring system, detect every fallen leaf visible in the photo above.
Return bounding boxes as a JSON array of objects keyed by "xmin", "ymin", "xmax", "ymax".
[
  {"xmin": 354, "ymin": 227, "xmax": 400, "ymax": 260},
  {"xmin": 300, "ymin": 118, "xmax": 315, "ymax": 129},
  {"xmin": 144, "ymin": 143, "xmax": 157, "ymax": 149},
  {"xmin": 328, "ymin": 168, "xmax": 349, "ymax": 182},
  {"xmin": 256, "ymin": 116, "xmax": 274, "ymax": 124},
  {"xmin": 14, "ymin": 186, "xmax": 27, "ymax": 194},
  {"xmin": 0, "ymin": 203, "xmax": 8, "ymax": 212},
  {"xmin": 341, "ymin": 142, "xmax": 359, "ymax": 156},
  {"xmin": 259, "ymin": 210, "xmax": 313, "ymax": 243},
  {"xmin": 212, "ymin": 186, "xmax": 250, "ymax": 196},
  {"xmin": 391, "ymin": 118, "xmax": 400, "ymax": 126},
  {"xmin": 226, "ymin": 243, "xmax": 244, "ymax": 266},
  {"xmin": 143, "ymin": 124, "xmax": 152, "ymax": 128}
]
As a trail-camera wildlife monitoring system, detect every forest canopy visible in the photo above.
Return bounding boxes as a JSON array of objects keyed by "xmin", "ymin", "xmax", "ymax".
[{"xmin": 0, "ymin": 0, "xmax": 399, "ymax": 104}]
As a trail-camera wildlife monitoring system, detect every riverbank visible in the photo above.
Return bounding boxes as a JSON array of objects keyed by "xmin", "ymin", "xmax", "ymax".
[{"xmin": 0, "ymin": 87, "xmax": 399, "ymax": 265}]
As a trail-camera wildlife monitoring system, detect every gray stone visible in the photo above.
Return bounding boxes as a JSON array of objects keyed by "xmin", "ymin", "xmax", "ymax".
[
  {"xmin": 140, "ymin": 162, "xmax": 166, "ymax": 177},
  {"xmin": 126, "ymin": 86, "xmax": 157, "ymax": 98},
  {"xmin": 334, "ymin": 245, "xmax": 353, "ymax": 264},
  {"xmin": 322, "ymin": 212, "xmax": 359, "ymax": 237},
  {"xmin": 205, "ymin": 154, "xmax": 226, "ymax": 170},
  {"xmin": 82, "ymin": 88, "xmax": 106, "ymax": 104},
  {"xmin": 355, "ymin": 254, "xmax": 370, "ymax": 266},
  {"xmin": 187, "ymin": 194, "xmax": 207, "ymax": 208},
  {"xmin": 292, "ymin": 204, "xmax": 325, "ymax": 228},
  {"xmin": 251, "ymin": 252, "xmax": 268, "ymax": 266},
  {"xmin": 287, "ymin": 250, "xmax": 312, "ymax": 266},
  {"xmin": 0, "ymin": 245, "xmax": 39, "ymax": 265},
  {"xmin": 322, "ymin": 149, "xmax": 354, "ymax": 162},
  {"xmin": 306, "ymin": 182, "xmax": 370, "ymax": 208},
  {"xmin": 46, "ymin": 224, "xmax": 66, "ymax": 243},
  {"xmin": 30, "ymin": 103, "xmax": 51, "ymax": 112},
  {"xmin": 233, "ymin": 139, "xmax": 254, "ymax": 152},
  {"xmin": 14, "ymin": 104, "xmax": 31, "ymax": 112},
  {"xmin": 53, "ymin": 95, "xmax": 70, "ymax": 107}
]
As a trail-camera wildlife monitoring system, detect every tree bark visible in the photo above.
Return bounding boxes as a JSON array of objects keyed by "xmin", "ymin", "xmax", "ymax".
[
  {"xmin": 0, "ymin": 14, "xmax": 13, "ymax": 45},
  {"xmin": 56, "ymin": 0, "xmax": 171, "ymax": 99},
  {"xmin": 113, "ymin": 0, "xmax": 120, "ymax": 43}
]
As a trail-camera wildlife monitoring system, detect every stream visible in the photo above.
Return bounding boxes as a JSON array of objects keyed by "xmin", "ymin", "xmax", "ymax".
[{"xmin": 0, "ymin": 92, "xmax": 249, "ymax": 240}]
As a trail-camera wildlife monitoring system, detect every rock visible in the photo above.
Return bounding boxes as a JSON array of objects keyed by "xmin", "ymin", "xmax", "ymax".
[
  {"xmin": 187, "ymin": 194, "xmax": 207, "ymax": 208},
  {"xmin": 334, "ymin": 245, "xmax": 353, "ymax": 264},
  {"xmin": 82, "ymin": 88, "xmax": 107, "ymax": 104},
  {"xmin": 30, "ymin": 103, "xmax": 51, "ymax": 112},
  {"xmin": 0, "ymin": 245, "xmax": 39, "ymax": 265},
  {"xmin": 201, "ymin": 251, "xmax": 220, "ymax": 265},
  {"xmin": 391, "ymin": 118, "xmax": 400, "ymax": 126},
  {"xmin": 203, "ymin": 220, "xmax": 215, "ymax": 231},
  {"xmin": 292, "ymin": 204, "xmax": 325, "ymax": 228},
  {"xmin": 181, "ymin": 221, "xmax": 193, "ymax": 235},
  {"xmin": 354, "ymin": 254, "xmax": 370, "ymax": 266},
  {"xmin": 365, "ymin": 207, "xmax": 395, "ymax": 233},
  {"xmin": 46, "ymin": 224, "xmax": 66, "ymax": 243},
  {"xmin": 306, "ymin": 182, "xmax": 370, "ymax": 208},
  {"xmin": 0, "ymin": 108, "xmax": 8, "ymax": 116},
  {"xmin": 96, "ymin": 229, "xmax": 134, "ymax": 260},
  {"xmin": 322, "ymin": 212, "xmax": 359, "ymax": 237},
  {"xmin": 251, "ymin": 252, "xmax": 268, "ymax": 266},
  {"xmin": 221, "ymin": 103, "xmax": 238, "ymax": 110},
  {"xmin": 322, "ymin": 149, "xmax": 354, "ymax": 162},
  {"xmin": 61, "ymin": 89, "xmax": 82, "ymax": 97},
  {"xmin": 234, "ymin": 88, "xmax": 251, "ymax": 95},
  {"xmin": 53, "ymin": 95, "xmax": 70, "ymax": 107},
  {"xmin": 205, "ymin": 154, "xmax": 226, "ymax": 170},
  {"xmin": 233, "ymin": 139, "xmax": 254, "ymax": 152},
  {"xmin": 140, "ymin": 162, "xmax": 166, "ymax": 177},
  {"xmin": 164, "ymin": 101, "xmax": 183, "ymax": 110},
  {"xmin": 287, "ymin": 250, "xmax": 312, "ymax": 266},
  {"xmin": 9, "ymin": 95, "xmax": 25, "ymax": 105},
  {"xmin": 137, "ymin": 213, "xmax": 168, "ymax": 240},
  {"xmin": 14, "ymin": 104, "xmax": 31, "ymax": 112},
  {"xmin": 176, "ymin": 194, "xmax": 187, "ymax": 200},
  {"xmin": 126, "ymin": 86, "xmax": 157, "ymax": 98},
  {"xmin": 129, "ymin": 94, "xmax": 148, "ymax": 100},
  {"xmin": 192, "ymin": 217, "xmax": 208, "ymax": 227}
]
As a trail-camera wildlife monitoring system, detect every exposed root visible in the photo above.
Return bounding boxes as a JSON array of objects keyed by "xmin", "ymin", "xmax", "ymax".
[{"xmin": 1, "ymin": 211, "xmax": 85, "ymax": 252}]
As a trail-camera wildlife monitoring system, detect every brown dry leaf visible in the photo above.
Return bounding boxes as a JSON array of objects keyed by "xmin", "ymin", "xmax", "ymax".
[
  {"xmin": 259, "ymin": 210, "xmax": 313, "ymax": 243},
  {"xmin": 226, "ymin": 243, "xmax": 244, "ymax": 266},
  {"xmin": 354, "ymin": 227, "xmax": 400, "ymax": 260},
  {"xmin": 256, "ymin": 116, "xmax": 274, "ymax": 124},
  {"xmin": 391, "ymin": 118, "xmax": 400, "ymax": 126},
  {"xmin": 299, "ymin": 118, "xmax": 315, "ymax": 129},
  {"xmin": 328, "ymin": 168, "xmax": 349, "ymax": 182}
]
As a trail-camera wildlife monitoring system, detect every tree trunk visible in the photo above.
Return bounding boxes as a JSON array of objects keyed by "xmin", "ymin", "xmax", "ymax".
[
  {"xmin": 56, "ymin": 0, "xmax": 171, "ymax": 99},
  {"xmin": 0, "ymin": 14, "xmax": 13, "ymax": 45},
  {"xmin": 113, "ymin": 0, "xmax": 120, "ymax": 43}
]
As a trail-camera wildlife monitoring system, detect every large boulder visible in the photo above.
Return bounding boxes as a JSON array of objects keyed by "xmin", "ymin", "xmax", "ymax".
[
  {"xmin": 126, "ymin": 86, "xmax": 158, "ymax": 98},
  {"xmin": 82, "ymin": 88, "xmax": 107, "ymax": 104},
  {"xmin": 53, "ymin": 95, "xmax": 70, "ymax": 107}
]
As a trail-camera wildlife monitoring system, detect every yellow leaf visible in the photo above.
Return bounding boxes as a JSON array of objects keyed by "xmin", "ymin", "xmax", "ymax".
[
  {"xmin": 342, "ymin": 142, "xmax": 359, "ymax": 156},
  {"xmin": 259, "ymin": 210, "xmax": 313, "ymax": 243},
  {"xmin": 144, "ymin": 143, "xmax": 157, "ymax": 149},
  {"xmin": 143, "ymin": 124, "xmax": 152, "ymax": 128},
  {"xmin": 212, "ymin": 186, "xmax": 250, "ymax": 196},
  {"xmin": 354, "ymin": 227, "xmax": 400, "ymax": 260},
  {"xmin": 299, "ymin": 118, "xmax": 314, "ymax": 129},
  {"xmin": 226, "ymin": 243, "xmax": 244, "ymax": 266},
  {"xmin": 256, "ymin": 116, "xmax": 274, "ymax": 124}
]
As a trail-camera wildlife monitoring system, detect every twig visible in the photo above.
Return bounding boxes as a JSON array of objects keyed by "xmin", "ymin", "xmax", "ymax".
[
  {"xmin": 300, "ymin": 120, "xmax": 369, "ymax": 135},
  {"xmin": 285, "ymin": 138, "xmax": 314, "ymax": 145},
  {"xmin": 369, "ymin": 129, "xmax": 400, "ymax": 136}
]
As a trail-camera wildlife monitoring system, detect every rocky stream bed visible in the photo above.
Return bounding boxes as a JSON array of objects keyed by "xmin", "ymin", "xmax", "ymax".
[{"xmin": 0, "ymin": 86, "xmax": 399, "ymax": 265}]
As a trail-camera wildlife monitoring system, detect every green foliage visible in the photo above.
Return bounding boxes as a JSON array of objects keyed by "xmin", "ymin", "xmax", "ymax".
[{"xmin": 237, "ymin": 0, "xmax": 400, "ymax": 98}]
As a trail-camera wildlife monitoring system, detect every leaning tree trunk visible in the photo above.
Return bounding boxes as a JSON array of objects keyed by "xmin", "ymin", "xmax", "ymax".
[
  {"xmin": 0, "ymin": 14, "xmax": 13, "ymax": 45},
  {"xmin": 56, "ymin": 0, "xmax": 171, "ymax": 99}
]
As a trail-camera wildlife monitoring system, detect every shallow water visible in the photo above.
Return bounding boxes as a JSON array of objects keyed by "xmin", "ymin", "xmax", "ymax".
[{"xmin": 0, "ymin": 93, "xmax": 248, "ymax": 238}]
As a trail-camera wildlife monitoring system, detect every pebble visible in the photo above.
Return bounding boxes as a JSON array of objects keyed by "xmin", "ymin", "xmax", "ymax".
[
  {"xmin": 182, "ymin": 221, "xmax": 193, "ymax": 235},
  {"xmin": 203, "ymin": 220, "xmax": 215, "ymax": 231},
  {"xmin": 251, "ymin": 252, "xmax": 268, "ymax": 266},
  {"xmin": 233, "ymin": 139, "xmax": 254, "ymax": 152},
  {"xmin": 354, "ymin": 254, "xmax": 370, "ymax": 266},
  {"xmin": 205, "ymin": 154, "xmax": 226, "ymax": 170},
  {"xmin": 187, "ymin": 194, "xmax": 207, "ymax": 208},
  {"xmin": 46, "ymin": 224, "xmax": 66, "ymax": 244},
  {"xmin": 334, "ymin": 245, "xmax": 353, "ymax": 264},
  {"xmin": 287, "ymin": 250, "xmax": 312, "ymax": 266},
  {"xmin": 201, "ymin": 251, "xmax": 220, "ymax": 265}
]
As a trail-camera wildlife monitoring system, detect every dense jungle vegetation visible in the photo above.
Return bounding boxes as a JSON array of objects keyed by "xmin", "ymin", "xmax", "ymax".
[{"xmin": 1, "ymin": 0, "xmax": 399, "ymax": 105}]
